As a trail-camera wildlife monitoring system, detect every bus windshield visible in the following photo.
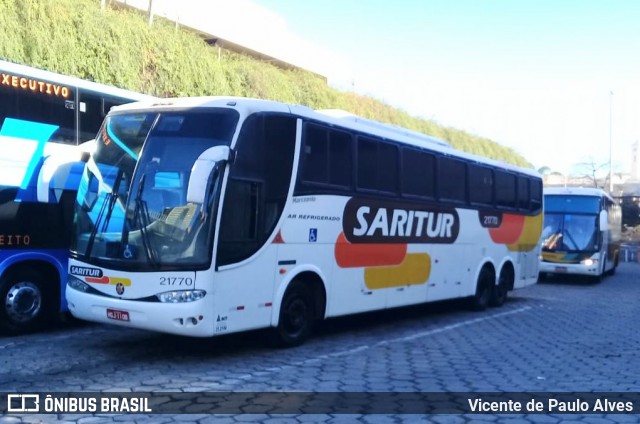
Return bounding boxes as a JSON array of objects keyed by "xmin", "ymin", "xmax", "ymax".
[
  {"xmin": 541, "ymin": 213, "xmax": 598, "ymax": 252},
  {"xmin": 71, "ymin": 109, "xmax": 239, "ymax": 270}
]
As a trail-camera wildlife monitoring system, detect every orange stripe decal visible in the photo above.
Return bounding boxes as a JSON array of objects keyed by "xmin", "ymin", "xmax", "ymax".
[
  {"xmin": 508, "ymin": 213, "xmax": 543, "ymax": 252},
  {"xmin": 86, "ymin": 276, "xmax": 109, "ymax": 284},
  {"xmin": 489, "ymin": 213, "xmax": 525, "ymax": 244},
  {"xmin": 335, "ymin": 232, "xmax": 407, "ymax": 268}
]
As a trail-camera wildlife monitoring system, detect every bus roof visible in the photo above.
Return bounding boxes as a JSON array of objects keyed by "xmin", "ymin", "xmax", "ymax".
[
  {"xmin": 111, "ymin": 96, "xmax": 540, "ymax": 178},
  {"xmin": 0, "ymin": 59, "xmax": 154, "ymax": 101},
  {"xmin": 544, "ymin": 186, "xmax": 613, "ymax": 199},
  {"xmin": 315, "ymin": 108, "xmax": 451, "ymax": 148}
]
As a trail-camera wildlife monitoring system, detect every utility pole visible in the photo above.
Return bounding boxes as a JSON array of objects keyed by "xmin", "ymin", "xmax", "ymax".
[
  {"xmin": 147, "ymin": 0, "xmax": 154, "ymax": 26},
  {"xmin": 609, "ymin": 91, "xmax": 613, "ymax": 193}
]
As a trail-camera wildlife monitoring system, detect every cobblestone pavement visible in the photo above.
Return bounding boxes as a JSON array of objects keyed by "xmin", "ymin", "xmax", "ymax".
[{"xmin": 1, "ymin": 263, "xmax": 639, "ymax": 423}]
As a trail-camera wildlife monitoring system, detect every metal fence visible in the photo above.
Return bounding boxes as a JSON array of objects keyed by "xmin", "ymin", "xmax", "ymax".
[{"xmin": 620, "ymin": 244, "xmax": 640, "ymax": 262}]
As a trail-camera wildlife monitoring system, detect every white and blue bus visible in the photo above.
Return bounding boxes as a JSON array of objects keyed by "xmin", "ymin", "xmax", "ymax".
[
  {"xmin": 540, "ymin": 187, "xmax": 622, "ymax": 281},
  {"xmin": 67, "ymin": 97, "xmax": 543, "ymax": 346},
  {"xmin": 0, "ymin": 59, "xmax": 154, "ymax": 333}
]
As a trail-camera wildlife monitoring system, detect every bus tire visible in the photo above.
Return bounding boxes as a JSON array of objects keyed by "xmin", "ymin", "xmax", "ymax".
[
  {"xmin": 273, "ymin": 282, "xmax": 314, "ymax": 347},
  {"xmin": 607, "ymin": 254, "xmax": 618, "ymax": 276},
  {"xmin": 470, "ymin": 268, "xmax": 493, "ymax": 311},
  {"xmin": 0, "ymin": 270, "xmax": 54, "ymax": 334},
  {"xmin": 594, "ymin": 258, "xmax": 607, "ymax": 283},
  {"xmin": 490, "ymin": 266, "xmax": 512, "ymax": 307}
]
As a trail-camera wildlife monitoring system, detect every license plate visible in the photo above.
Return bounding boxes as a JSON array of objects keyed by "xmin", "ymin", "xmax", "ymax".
[
  {"xmin": 555, "ymin": 266, "xmax": 568, "ymax": 273},
  {"xmin": 106, "ymin": 308, "xmax": 130, "ymax": 322}
]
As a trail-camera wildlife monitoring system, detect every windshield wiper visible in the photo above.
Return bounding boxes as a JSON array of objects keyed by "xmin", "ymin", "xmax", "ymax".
[
  {"xmin": 133, "ymin": 174, "xmax": 159, "ymax": 267},
  {"xmin": 564, "ymin": 229, "xmax": 579, "ymax": 250},
  {"xmin": 85, "ymin": 170, "xmax": 123, "ymax": 257}
]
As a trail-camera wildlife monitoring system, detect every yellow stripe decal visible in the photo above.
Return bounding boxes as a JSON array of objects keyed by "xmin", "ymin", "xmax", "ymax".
[{"xmin": 364, "ymin": 253, "xmax": 431, "ymax": 289}]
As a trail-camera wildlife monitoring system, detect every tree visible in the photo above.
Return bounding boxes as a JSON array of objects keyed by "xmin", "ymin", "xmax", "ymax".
[
  {"xmin": 537, "ymin": 166, "xmax": 552, "ymax": 176},
  {"xmin": 572, "ymin": 159, "xmax": 609, "ymax": 189}
]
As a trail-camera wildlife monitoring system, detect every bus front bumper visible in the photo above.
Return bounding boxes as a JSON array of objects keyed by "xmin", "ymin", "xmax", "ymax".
[
  {"xmin": 66, "ymin": 286, "xmax": 214, "ymax": 337},
  {"xmin": 539, "ymin": 260, "xmax": 600, "ymax": 277}
]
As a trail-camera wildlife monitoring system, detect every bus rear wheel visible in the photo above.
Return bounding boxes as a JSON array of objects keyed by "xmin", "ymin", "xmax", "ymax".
[
  {"xmin": 470, "ymin": 268, "xmax": 493, "ymax": 311},
  {"xmin": 273, "ymin": 283, "xmax": 314, "ymax": 347},
  {"xmin": 490, "ymin": 266, "xmax": 513, "ymax": 307},
  {"xmin": 0, "ymin": 270, "xmax": 52, "ymax": 334}
]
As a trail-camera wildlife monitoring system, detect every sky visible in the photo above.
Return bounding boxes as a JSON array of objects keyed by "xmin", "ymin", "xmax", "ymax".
[
  {"xmin": 138, "ymin": 0, "xmax": 640, "ymax": 175},
  {"xmin": 242, "ymin": 0, "xmax": 640, "ymax": 176}
]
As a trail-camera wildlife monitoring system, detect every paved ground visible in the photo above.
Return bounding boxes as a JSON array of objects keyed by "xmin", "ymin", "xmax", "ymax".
[{"xmin": 1, "ymin": 263, "xmax": 639, "ymax": 423}]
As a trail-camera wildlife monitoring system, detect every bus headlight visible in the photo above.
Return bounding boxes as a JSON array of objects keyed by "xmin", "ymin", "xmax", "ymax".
[
  {"xmin": 580, "ymin": 255, "xmax": 598, "ymax": 266},
  {"xmin": 157, "ymin": 290, "xmax": 206, "ymax": 303},
  {"xmin": 68, "ymin": 275, "xmax": 91, "ymax": 292}
]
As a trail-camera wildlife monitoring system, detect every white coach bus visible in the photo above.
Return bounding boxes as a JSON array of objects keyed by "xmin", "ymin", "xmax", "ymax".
[
  {"xmin": 66, "ymin": 97, "xmax": 543, "ymax": 346},
  {"xmin": 540, "ymin": 186, "xmax": 621, "ymax": 281}
]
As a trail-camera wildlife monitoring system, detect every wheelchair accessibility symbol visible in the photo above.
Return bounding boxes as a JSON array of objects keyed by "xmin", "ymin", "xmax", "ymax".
[
  {"xmin": 309, "ymin": 228, "xmax": 318, "ymax": 242},
  {"xmin": 123, "ymin": 244, "xmax": 136, "ymax": 259}
]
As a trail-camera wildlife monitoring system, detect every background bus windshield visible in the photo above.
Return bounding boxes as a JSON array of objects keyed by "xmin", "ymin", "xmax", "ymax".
[
  {"xmin": 541, "ymin": 213, "xmax": 598, "ymax": 252},
  {"xmin": 544, "ymin": 195, "xmax": 600, "ymax": 214}
]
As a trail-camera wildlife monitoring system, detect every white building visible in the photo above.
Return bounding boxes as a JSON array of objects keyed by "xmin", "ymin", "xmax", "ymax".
[{"xmin": 113, "ymin": 0, "xmax": 351, "ymax": 84}]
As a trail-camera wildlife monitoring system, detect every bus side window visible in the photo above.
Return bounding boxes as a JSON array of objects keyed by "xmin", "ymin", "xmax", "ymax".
[
  {"xmin": 468, "ymin": 163, "xmax": 493, "ymax": 206},
  {"xmin": 437, "ymin": 156, "xmax": 467, "ymax": 203},
  {"xmin": 302, "ymin": 124, "xmax": 329, "ymax": 183},
  {"xmin": 217, "ymin": 113, "xmax": 297, "ymax": 267},
  {"xmin": 530, "ymin": 179, "xmax": 543, "ymax": 212},
  {"xmin": 0, "ymin": 79, "xmax": 76, "ymax": 145},
  {"xmin": 495, "ymin": 170, "xmax": 517, "ymax": 210},
  {"xmin": 78, "ymin": 90, "xmax": 135, "ymax": 142},
  {"xmin": 517, "ymin": 176, "xmax": 530, "ymax": 211},
  {"xmin": 356, "ymin": 136, "xmax": 398, "ymax": 194},
  {"xmin": 302, "ymin": 124, "xmax": 353, "ymax": 187},
  {"xmin": 401, "ymin": 147, "xmax": 435, "ymax": 199},
  {"xmin": 78, "ymin": 90, "xmax": 107, "ymax": 141}
]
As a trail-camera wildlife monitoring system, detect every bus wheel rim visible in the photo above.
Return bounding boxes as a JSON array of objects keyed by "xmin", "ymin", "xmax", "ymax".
[
  {"xmin": 283, "ymin": 298, "xmax": 307, "ymax": 336},
  {"xmin": 5, "ymin": 282, "xmax": 42, "ymax": 323}
]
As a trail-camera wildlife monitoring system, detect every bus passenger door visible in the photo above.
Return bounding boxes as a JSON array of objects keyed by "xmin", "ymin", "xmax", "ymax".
[{"xmin": 214, "ymin": 113, "xmax": 298, "ymax": 334}]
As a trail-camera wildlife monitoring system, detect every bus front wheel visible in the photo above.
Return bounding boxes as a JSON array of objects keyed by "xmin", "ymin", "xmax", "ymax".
[
  {"xmin": 606, "ymin": 253, "xmax": 618, "ymax": 276},
  {"xmin": 0, "ymin": 271, "xmax": 52, "ymax": 334},
  {"xmin": 594, "ymin": 257, "xmax": 607, "ymax": 283},
  {"xmin": 273, "ymin": 283, "xmax": 314, "ymax": 347}
]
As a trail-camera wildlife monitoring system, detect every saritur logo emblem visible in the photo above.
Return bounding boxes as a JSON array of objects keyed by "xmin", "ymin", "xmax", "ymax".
[{"xmin": 343, "ymin": 197, "xmax": 460, "ymax": 244}]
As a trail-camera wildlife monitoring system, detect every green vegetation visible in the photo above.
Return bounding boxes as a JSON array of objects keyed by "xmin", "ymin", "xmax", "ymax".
[{"xmin": 0, "ymin": 0, "xmax": 531, "ymax": 167}]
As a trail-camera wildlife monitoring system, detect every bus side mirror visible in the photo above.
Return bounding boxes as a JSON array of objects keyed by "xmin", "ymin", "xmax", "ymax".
[
  {"xmin": 187, "ymin": 146, "xmax": 230, "ymax": 204},
  {"xmin": 599, "ymin": 210, "xmax": 608, "ymax": 230}
]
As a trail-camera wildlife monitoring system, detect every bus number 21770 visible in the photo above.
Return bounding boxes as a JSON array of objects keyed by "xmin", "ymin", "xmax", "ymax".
[{"xmin": 159, "ymin": 277, "xmax": 194, "ymax": 286}]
